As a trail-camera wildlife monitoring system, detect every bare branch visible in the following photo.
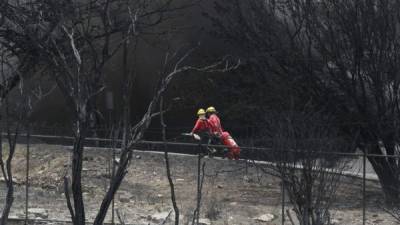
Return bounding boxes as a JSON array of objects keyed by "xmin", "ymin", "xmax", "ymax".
[{"xmin": 62, "ymin": 26, "xmax": 82, "ymax": 66}]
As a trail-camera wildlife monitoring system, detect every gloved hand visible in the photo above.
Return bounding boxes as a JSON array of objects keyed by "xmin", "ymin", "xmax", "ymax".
[{"xmin": 193, "ymin": 133, "xmax": 201, "ymax": 141}]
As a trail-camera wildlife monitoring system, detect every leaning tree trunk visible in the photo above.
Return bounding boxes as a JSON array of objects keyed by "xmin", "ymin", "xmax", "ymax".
[
  {"xmin": 1, "ymin": 181, "xmax": 13, "ymax": 225},
  {"xmin": 1, "ymin": 131, "xmax": 16, "ymax": 225},
  {"xmin": 1, "ymin": 174, "xmax": 14, "ymax": 225},
  {"xmin": 93, "ymin": 149, "xmax": 132, "ymax": 225},
  {"xmin": 368, "ymin": 145, "xmax": 400, "ymax": 205}
]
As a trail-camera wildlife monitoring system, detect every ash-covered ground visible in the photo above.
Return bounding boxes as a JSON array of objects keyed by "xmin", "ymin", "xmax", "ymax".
[{"xmin": 0, "ymin": 143, "xmax": 397, "ymax": 225}]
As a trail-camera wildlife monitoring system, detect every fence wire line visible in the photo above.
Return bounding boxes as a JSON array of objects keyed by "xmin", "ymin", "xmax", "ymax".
[
  {"xmin": 9, "ymin": 120, "xmax": 400, "ymax": 130},
  {"xmin": 6, "ymin": 132, "xmax": 400, "ymax": 159}
]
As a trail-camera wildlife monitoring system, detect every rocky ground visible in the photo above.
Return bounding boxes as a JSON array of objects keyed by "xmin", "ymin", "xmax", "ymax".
[{"xmin": 0, "ymin": 143, "xmax": 398, "ymax": 225}]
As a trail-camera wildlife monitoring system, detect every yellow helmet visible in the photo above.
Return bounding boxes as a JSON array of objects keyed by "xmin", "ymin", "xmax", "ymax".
[
  {"xmin": 206, "ymin": 106, "xmax": 216, "ymax": 113},
  {"xmin": 197, "ymin": 108, "xmax": 206, "ymax": 116}
]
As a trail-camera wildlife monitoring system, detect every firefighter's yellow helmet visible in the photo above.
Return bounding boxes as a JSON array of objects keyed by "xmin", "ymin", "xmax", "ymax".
[
  {"xmin": 206, "ymin": 106, "xmax": 216, "ymax": 113},
  {"xmin": 197, "ymin": 108, "xmax": 206, "ymax": 116}
]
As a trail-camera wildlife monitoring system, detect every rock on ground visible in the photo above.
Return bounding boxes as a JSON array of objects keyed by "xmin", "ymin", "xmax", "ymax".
[
  {"xmin": 254, "ymin": 213, "xmax": 275, "ymax": 222},
  {"xmin": 28, "ymin": 208, "xmax": 48, "ymax": 219},
  {"xmin": 149, "ymin": 211, "xmax": 172, "ymax": 223},
  {"xmin": 198, "ymin": 218, "xmax": 211, "ymax": 225}
]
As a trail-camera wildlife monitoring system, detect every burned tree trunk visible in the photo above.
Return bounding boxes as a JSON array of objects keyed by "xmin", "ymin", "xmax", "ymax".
[
  {"xmin": 160, "ymin": 97, "xmax": 180, "ymax": 225},
  {"xmin": 0, "ymin": 132, "xmax": 14, "ymax": 225},
  {"xmin": 71, "ymin": 126, "xmax": 88, "ymax": 225},
  {"xmin": 1, "ymin": 183, "xmax": 13, "ymax": 225},
  {"xmin": 368, "ymin": 145, "xmax": 400, "ymax": 205},
  {"xmin": 94, "ymin": 150, "xmax": 132, "ymax": 225},
  {"xmin": 0, "ymin": 115, "xmax": 21, "ymax": 224}
]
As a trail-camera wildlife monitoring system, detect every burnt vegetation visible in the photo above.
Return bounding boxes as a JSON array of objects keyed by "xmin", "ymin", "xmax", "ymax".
[{"xmin": 1, "ymin": 0, "xmax": 400, "ymax": 225}]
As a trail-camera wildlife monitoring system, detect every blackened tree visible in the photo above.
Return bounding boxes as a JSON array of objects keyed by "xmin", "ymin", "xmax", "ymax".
[{"xmin": 209, "ymin": 0, "xmax": 400, "ymax": 204}]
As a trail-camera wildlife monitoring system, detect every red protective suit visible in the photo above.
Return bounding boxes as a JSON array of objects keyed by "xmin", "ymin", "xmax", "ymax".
[
  {"xmin": 191, "ymin": 118, "xmax": 211, "ymax": 134},
  {"xmin": 221, "ymin": 131, "xmax": 240, "ymax": 160},
  {"xmin": 208, "ymin": 114, "xmax": 224, "ymax": 137}
]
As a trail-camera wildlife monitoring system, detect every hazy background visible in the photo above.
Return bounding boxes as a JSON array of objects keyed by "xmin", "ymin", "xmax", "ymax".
[{"xmin": 21, "ymin": 1, "xmax": 241, "ymax": 139}]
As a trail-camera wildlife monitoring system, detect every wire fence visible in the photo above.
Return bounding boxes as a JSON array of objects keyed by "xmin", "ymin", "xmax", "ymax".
[{"xmin": 0, "ymin": 125, "xmax": 399, "ymax": 225}]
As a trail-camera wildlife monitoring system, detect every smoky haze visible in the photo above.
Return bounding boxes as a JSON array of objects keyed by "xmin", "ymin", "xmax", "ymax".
[{"xmin": 23, "ymin": 0, "xmax": 233, "ymax": 137}]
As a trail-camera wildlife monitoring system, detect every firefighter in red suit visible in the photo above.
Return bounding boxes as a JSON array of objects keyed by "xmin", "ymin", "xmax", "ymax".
[
  {"xmin": 206, "ymin": 106, "xmax": 240, "ymax": 160},
  {"xmin": 206, "ymin": 106, "xmax": 224, "ymax": 137},
  {"xmin": 190, "ymin": 108, "xmax": 211, "ymax": 140}
]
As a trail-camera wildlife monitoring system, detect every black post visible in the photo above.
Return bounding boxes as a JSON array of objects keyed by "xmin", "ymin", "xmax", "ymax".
[
  {"xmin": 192, "ymin": 145, "xmax": 204, "ymax": 225},
  {"xmin": 106, "ymin": 90, "xmax": 115, "ymax": 225},
  {"xmin": 111, "ymin": 141, "xmax": 116, "ymax": 225},
  {"xmin": 363, "ymin": 148, "xmax": 366, "ymax": 225},
  {"xmin": 196, "ymin": 153, "xmax": 201, "ymax": 225},
  {"xmin": 281, "ymin": 180, "xmax": 285, "ymax": 225},
  {"xmin": 25, "ymin": 126, "xmax": 30, "ymax": 225}
]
